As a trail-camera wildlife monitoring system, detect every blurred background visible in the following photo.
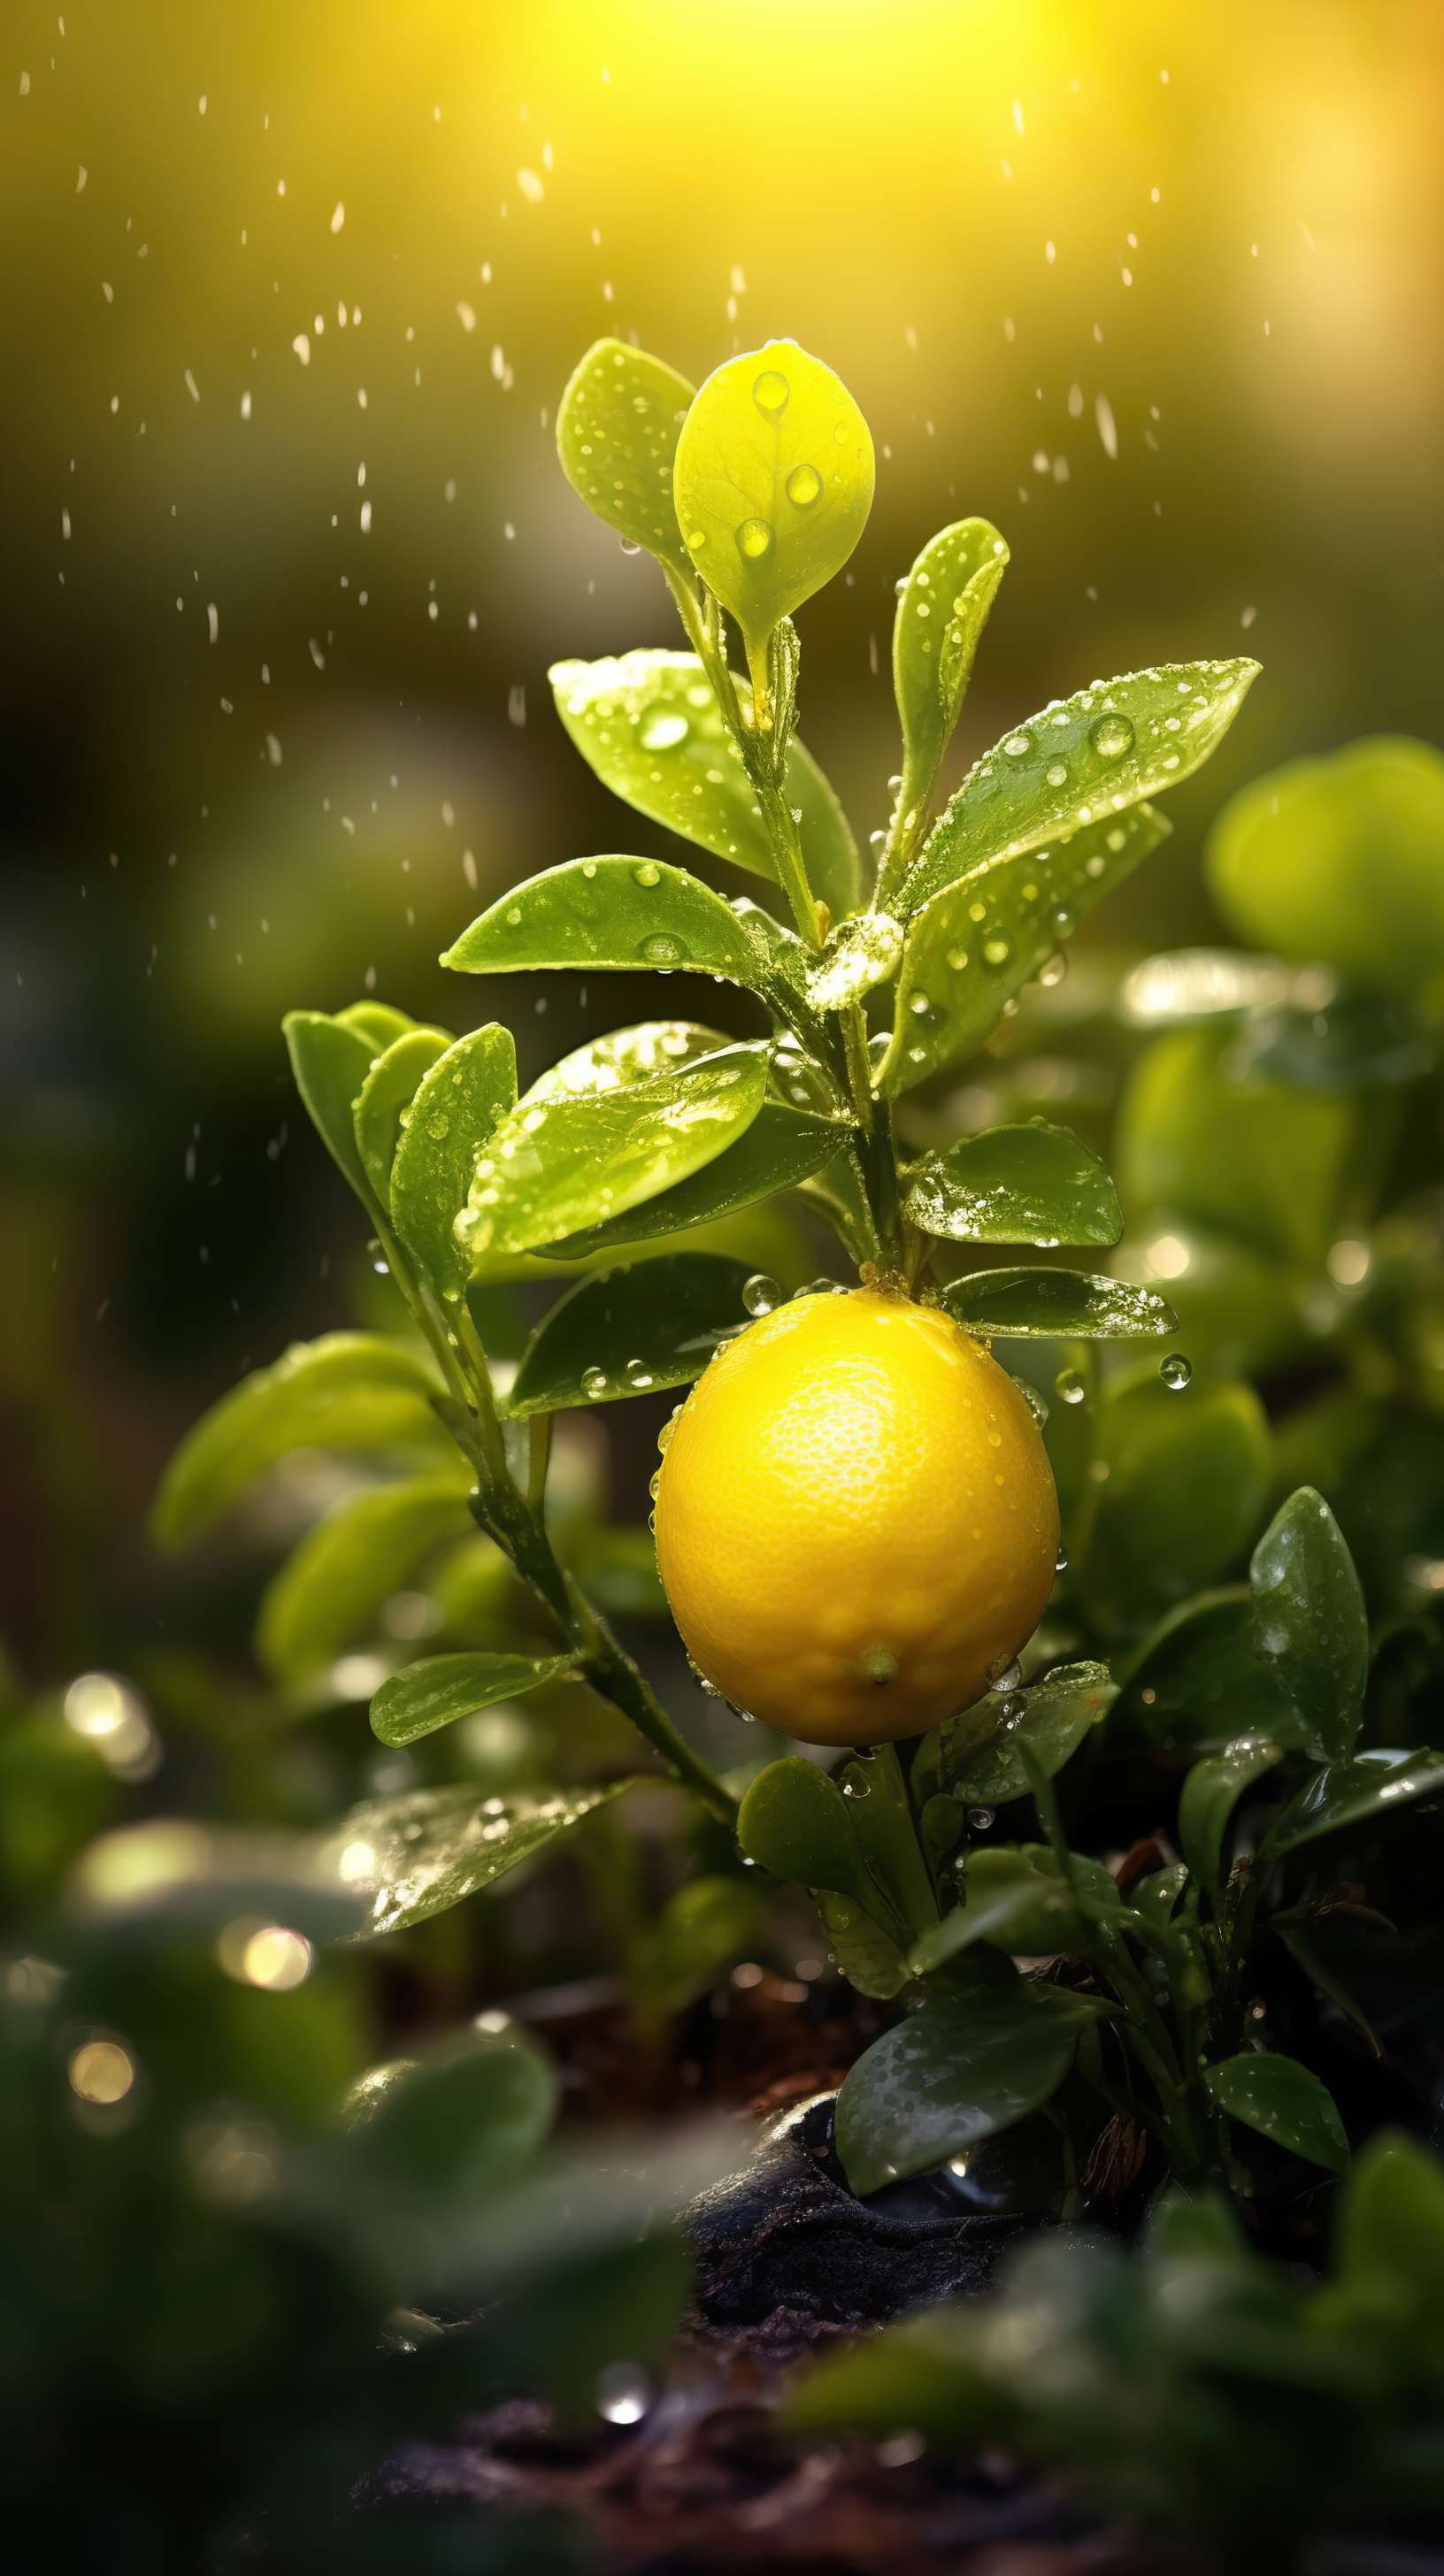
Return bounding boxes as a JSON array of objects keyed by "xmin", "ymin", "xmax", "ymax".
[{"xmin": 3, "ymin": 0, "xmax": 1440, "ymax": 1697}]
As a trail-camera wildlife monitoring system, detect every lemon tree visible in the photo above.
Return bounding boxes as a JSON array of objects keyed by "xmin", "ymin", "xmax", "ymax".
[{"xmin": 155, "ymin": 330, "xmax": 1444, "ymax": 2214}]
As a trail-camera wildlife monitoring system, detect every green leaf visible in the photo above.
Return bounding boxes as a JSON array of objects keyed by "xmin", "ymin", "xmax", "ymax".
[
  {"xmin": 1109, "ymin": 1588, "xmax": 1299, "ymax": 1755},
  {"xmin": 894, "ymin": 518, "xmax": 1009, "ymax": 813},
  {"xmin": 898, "ymin": 658, "xmax": 1260, "ymax": 920},
  {"xmin": 903, "ymin": 1123, "xmax": 1121, "ymax": 1247},
  {"xmin": 1258, "ymin": 1748, "xmax": 1444, "ymax": 1864},
  {"xmin": 549, "ymin": 651, "xmax": 863, "ymax": 918},
  {"xmin": 538, "ymin": 1098, "xmax": 841, "ymax": 1259},
  {"xmin": 1331, "ymin": 2135, "xmax": 1444, "ymax": 2353},
  {"xmin": 342, "ymin": 2018, "xmax": 557, "ymax": 2199},
  {"xmin": 1117, "ymin": 1024, "xmax": 1359, "ymax": 1270},
  {"xmin": 389, "ymin": 1024, "xmax": 518, "ymax": 1303},
  {"xmin": 634, "ymin": 1874, "xmax": 764, "ymax": 2008},
  {"xmin": 555, "ymin": 336, "xmax": 695, "ymax": 579},
  {"xmin": 336, "ymin": 1000, "xmax": 421, "ymax": 1053},
  {"xmin": 941, "ymin": 1662, "xmax": 1116, "ymax": 1808},
  {"xmin": 835, "ymin": 1984, "xmax": 1103, "ymax": 2196},
  {"xmin": 1178, "ymin": 1735, "xmax": 1287, "ymax": 1904},
  {"xmin": 150, "ymin": 1333, "xmax": 447, "ymax": 1549},
  {"xmin": 1202, "ymin": 2052, "xmax": 1350, "ymax": 2174},
  {"xmin": 354, "ymin": 1026, "xmax": 450, "ymax": 1202},
  {"xmin": 879, "ymin": 803, "xmax": 1171, "ymax": 1092},
  {"xmin": 1206, "ymin": 735, "xmax": 1444, "ymax": 999},
  {"xmin": 941, "ymin": 1268, "xmax": 1178, "ymax": 1339},
  {"xmin": 814, "ymin": 1888, "xmax": 913, "ymax": 2001},
  {"xmin": 324, "ymin": 1776, "xmax": 646, "ymax": 1936},
  {"xmin": 908, "ymin": 1860, "xmax": 1091, "ymax": 1978},
  {"xmin": 508, "ymin": 1254, "xmax": 755, "ymax": 1414},
  {"xmin": 1251, "ymin": 1486, "xmax": 1370, "ymax": 1764},
  {"xmin": 283, "ymin": 1008, "xmax": 383, "ymax": 1204},
  {"xmin": 672, "ymin": 339, "xmax": 875, "ymax": 674},
  {"xmin": 737, "ymin": 1755, "xmax": 879, "ymax": 1912},
  {"xmin": 454, "ymin": 1040, "xmax": 769, "ymax": 1262},
  {"xmin": 256, "ymin": 1468, "xmax": 473, "ymax": 1682},
  {"xmin": 370, "ymin": 1651, "xmax": 580, "ymax": 1748},
  {"xmin": 833, "ymin": 1745, "xmax": 939, "ymax": 1946},
  {"xmin": 1080, "ymin": 1370, "xmax": 1273, "ymax": 1634},
  {"xmin": 529, "ymin": 1018, "xmax": 732, "ymax": 1100},
  {"xmin": 442, "ymin": 855, "xmax": 764, "ymax": 985}
]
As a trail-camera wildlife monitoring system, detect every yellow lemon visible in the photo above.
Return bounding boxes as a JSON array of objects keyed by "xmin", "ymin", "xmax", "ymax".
[{"xmin": 654, "ymin": 1287, "xmax": 1059, "ymax": 1746}]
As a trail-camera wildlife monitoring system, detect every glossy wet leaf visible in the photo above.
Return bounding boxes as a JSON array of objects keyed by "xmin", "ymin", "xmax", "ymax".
[
  {"xmin": 555, "ymin": 335, "xmax": 695, "ymax": 578},
  {"xmin": 150, "ymin": 1333, "xmax": 447, "ymax": 1548},
  {"xmin": 283, "ymin": 1008, "xmax": 384, "ymax": 1204},
  {"xmin": 337, "ymin": 999, "xmax": 419, "ymax": 1054},
  {"xmin": 908, "ymin": 1864, "xmax": 1090, "ymax": 1978},
  {"xmin": 389, "ymin": 1024, "xmax": 518, "ymax": 1304},
  {"xmin": 342, "ymin": 2018, "xmax": 557, "ymax": 2199},
  {"xmin": 1202, "ymin": 2052, "xmax": 1350, "ymax": 2174},
  {"xmin": 442, "ymin": 854, "xmax": 762, "ymax": 986},
  {"xmin": 1109, "ymin": 1588, "xmax": 1299, "ymax": 1755},
  {"xmin": 673, "ymin": 339, "xmax": 875, "ymax": 668},
  {"xmin": 1251, "ymin": 1486, "xmax": 1369, "ymax": 1763},
  {"xmin": 1206, "ymin": 734, "xmax": 1444, "ymax": 998},
  {"xmin": 370, "ymin": 1650, "xmax": 580, "ymax": 1747},
  {"xmin": 903, "ymin": 1123, "xmax": 1121, "ymax": 1247},
  {"xmin": 539, "ymin": 1098, "xmax": 840, "ymax": 1258},
  {"xmin": 1258, "ymin": 1748, "xmax": 1444, "ymax": 1864},
  {"xmin": 833, "ymin": 1746, "xmax": 938, "ymax": 1947},
  {"xmin": 1117, "ymin": 1024, "xmax": 1358, "ymax": 1270},
  {"xmin": 814, "ymin": 1888, "xmax": 913, "ymax": 2001},
  {"xmin": 508, "ymin": 1253, "xmax": 755, "ymax": 1414},
  {"xmin": 896, "ymin": 658, "xmax": 1259, "ymax": 920},
  {"xmin": 353, "ymin": 1026, "xmax": 450, "ymax": 1201},
  {"xmin": 895, "ymin": 518, "xmax": 1009, "ymax": 813},
  {"xmin": 455, "ymin": 1041, "xmax": 768, "ymax": 1261},
  {"xmin": 324, "ymin": 1776, "xmax": 646, "ymax": 1936},
  {"xmin": 737, "ymin": 1755, "xmax": 879, "ymax": 1911},
  {"xmin": 1081, "ymin": 1371, "xmax": 1273, "ymax": 1632},
  {"xmin": 879, "ymin": 803, "xmax": 1171, "ymax": 1093},
  {"xmin": 1178, "ymin": 1735, "xmax": 1287, "ymax": 1903},
  {"xmin": 941, "ymin": 1268, "xmax": 1177, "ymax": 1339},
  {"xmin": 835, "ymin": 1984, "xmax": 1104, "ymax": 2196},
  {"xmin": 941, "ymin": 1662, "xmax": 1116, "ymax": 1808},
  {"xmin": 549, "ymin": 651, "xmax": 863, "ymax": 917},
  {"xmin": 257, "ymin": 1468, "xmax": 474, "ymax": 1682}
]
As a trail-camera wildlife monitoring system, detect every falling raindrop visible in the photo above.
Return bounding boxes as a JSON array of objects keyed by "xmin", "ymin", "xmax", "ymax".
[
  {"xmin": 1055, "ymin": 1368, "xmax": 1087, "ymax": 1406},
  {"xmin": 743, "ymin": 1274, "xmax": 781, "ymax": 1315},
  {"xmin": 1159, "ymin": 1353, "xmax": 1193, "ymax": 1391},
  {"xmin": 595, "ymin": 2362, "xmax": 652, "ymax": 2425},
  {"xmin": 970, "ymin": 1807, "xmax": 995, "ymax": 1830}
]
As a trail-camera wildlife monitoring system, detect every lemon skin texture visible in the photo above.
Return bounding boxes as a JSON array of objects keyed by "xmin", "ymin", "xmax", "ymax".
[{"xmin": 654, "ymin": 1288, "xmax": 1059, "ymax": 1746}]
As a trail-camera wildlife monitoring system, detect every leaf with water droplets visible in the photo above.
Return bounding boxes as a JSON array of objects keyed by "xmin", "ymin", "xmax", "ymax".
[
  {"xmin": 902, "ymin": 1122, "xmax": 1121, "ymax": 1246},
  {"xmin": 941, "ymin": 1269, "xmax": 1178, "ymax": 1340},
  {"xmin": 150, "ymin": 1333, "xmax": 449, "ymax": 1549},
  {"xmin": 549, "ymin": 651, "xmax": 863, "ymax": 918},
  {"xmin": 1202, "ymin": 2051, "xmax": 1350, "ymax": 2173},
  {"xmin": 257, "ymin": 1467, "xmax": 475, "ymax": 1683},
  {"xmin": 355, "ymin": 1026, "xmax": 452, "ymax": 1201},
  {"xmin": 879, "ymin": 803, "xmax": 1171, "ymax": 1094},
  {"xmin": 1250, "ymin": 1485, "xmax": 1369, "ymax": 1764},
  {"xmin": 894, "ymin": 518, "xmax": 1009, "ymax": 816},
  {"xmin": 737, "ymin": 1755, "xmax": 881, "ymax": 1910},
  {"xmin": 835, "ymin": 1983, "xmax": 1108, "ymax": 2196},
  {"xmin": 283, "ymin": 1008, "xmax": 389, "ymax": 1207},
  {"xmin": 673, "ymin": 340, "xmax": 875, "ymax": 686},
  {"xmin": 442, "ymin": 855, "xmax": 762, "ymax": 985},
  {"xmin": 895, "ymin": 656, "xmax": 1261, "ymax": 919},
  {"xmin": 537, "ymin": 1098, "xmax": 841, "ymax": 1258},
  {"xmin": 371, "ymin": 1649, "xmax": 581, "ymax": 1747},
  {"xmin": 457, "ymin": 1042, "xmax": 770, "ymax": 1261},
  {"xmin": 1259, "ymin": 1747, "xmax": 1444, "ymax": 1866},
  {"xmin": 940, "ymin": 1661, "xmax": 1116, "ymax": 1812},
  {"xmin": 1177, "ymin": 1732, "xmax": 1286, "ymax": 1903},
  {"xmin": 325, "ymin": 1776, "xmax": 648, "ymax": 1936},
  {"xmin": 389, "ymin": 1025, "xmax": 518, "ymax": 1304},
  {"xmin": 506, "ymin": 1253, "xmax": 757, "ymax": 1415},
  {"xmin": 556, "ymin": 336, "xmax": 695, "ymax": 579},
  {"xmin": 805, "ymin": 911, "xmax": 904, "ymax": 1012},
  {"xmin": 1108, "ymin": 1587, "xmax": 1299, "ymax": 1755}
]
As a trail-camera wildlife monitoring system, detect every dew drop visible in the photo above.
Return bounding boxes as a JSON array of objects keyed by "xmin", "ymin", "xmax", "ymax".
[
  {"xmin": 987, "ymin": 1656, "xmax": 1023, "ymax": 1694},
  {"xmin": 1045, "ymin": 761, "xmax": 1068, "ymax": 786},
  {"xmin": 1051, "ymin": 907, "xmax": 1077, "ymax": 939},
  {"xmin": 1056, "ymin": 1543, "xmax": 1069, "ymax": 1571},
  {"xmin": 426, "ymin": 1113, "xmax": 450, "ymax": 1138},
  {"xmin": 1037, "ymin": 949, "xmax": 1067, "ymax": 988},
  {"xmin": 736, "ymin": 517, "xmax": 775, "ymax": 560},
  {"xmin": 1002, "ymin": 732, "xmax": 1032, "ymax": 757},
  {"xmin": 649, "ymin": 1470, "xmax": 661, "ymax": 1499},
  {"xmin": 580, "ymin": 1367, "xmax": 608, "ymax": 1399},
  {"xmin": 639, "ymin": 707, "xmax": 688, "ymax": 751},
  {"xmin": 624, "ymin": 1357, "xmax": 656, "ymax": 1389},
  {"xmin": 743, "ymin": 1273, "xmax": 780, "ymax": 1315},
  {"xmin": 618, "ymin": 536, "xmax": 641, "ymax": 555},
  {"xmin": 970, "ymin": 1806, "xmax": 995, "ymax": 1830},
  {"xmin": 752, "ymin": 369, "xmax": 789, "ymax": 417},
  {"xmin": 1055, "ymin": 1368, "xmax": 1087, "ymax": 1406},
  {"xmin": 983, "ymin": 935, "xmax": 1012, "ymax": 968},
  {"xmin": 1010, "ymin": 1375, "xmax": 1049, "ymax": 1429},
  {"xmin": 505, "ymin": 905, "xmax": 522, "ymax": 925},
  {"xmin": 634, "ymin": 862, "xmax": 661, "ymax": 886},
  {"xmin": 945, "ymin": 947, "xmax": 970, "ymax": 973},
  {"xmin": 842, "ymin": 1777, "xmax": 872, "ymax": 1799},
  {"xmin": 795, "ymin": 1276, "xmax": 847, "ymax": 1298},
  {"xmin": 1090, "ymin": 712, "xmax": 1135, "ymax": 760},
  {"xmin": 686, "ymin": 527, "xmax": 708, "ymax": 549},
  {"xmin": 1160, "ymin": 1353, "xmax": 1193, "ymax": 1391},
  {"xmin": 785, "ymin": 461, "xmax": 822, "ymax": 508},
  {"xmin": 639, "ymin": 932, "xmax": 685, "ymax": 963}
]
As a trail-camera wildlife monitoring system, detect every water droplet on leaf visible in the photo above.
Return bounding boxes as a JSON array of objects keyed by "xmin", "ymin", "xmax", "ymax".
[
  {"xmin": 634, "ymin": 862, "xmax": 661, "ymax": 886},
  {"xmin": 785, "ymin": 461, "xmax": 822, "ymax": 508},
  {"xmin": 752, "ymin": 369, "xmax": 790, "ymax": 417},
  {"xmin": 736, "ymin": 517, "xmax": 775, "ymax": 560},
  {"xmin": 580, "ymin": 1367, "xmax": 608, "ymax": 1399},
  {"xmin": 1090, "ymin": 712, "xmax": 1135, "ymax": 759},
  {"xmin": 639, "ymin": 707, "xmax": 688, "ymax": 751},
  {"xmin": 1002, "ymin": 732, "xmax": 1032, "ymax": 757}
]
